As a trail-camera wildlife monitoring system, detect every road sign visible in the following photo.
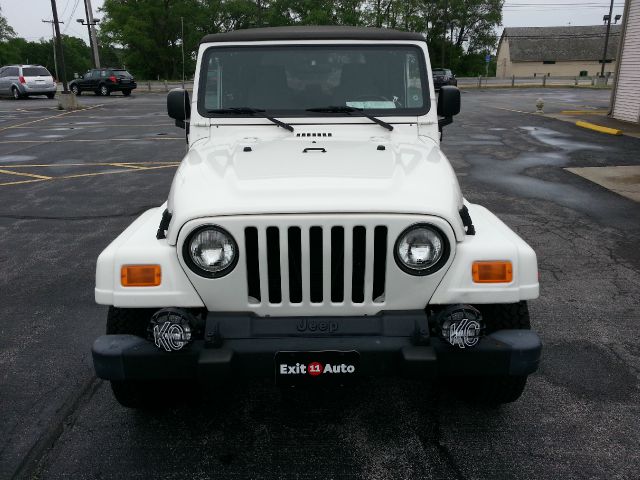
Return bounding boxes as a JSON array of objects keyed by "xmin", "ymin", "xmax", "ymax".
[{"xmin": 485, "ymin": 54, "xmax": 491, "ymax": 63}]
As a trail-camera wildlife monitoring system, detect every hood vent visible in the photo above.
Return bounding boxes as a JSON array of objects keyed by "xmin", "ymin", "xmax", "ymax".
[{"xmin": 296, "ymin": 132, "xmax": 333, "ymax": 138}]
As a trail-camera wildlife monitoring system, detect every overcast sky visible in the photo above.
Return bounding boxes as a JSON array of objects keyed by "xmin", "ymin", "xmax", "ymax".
[{"xmin": 1, "ymin": 0, "xmax": 627, "ymax": 44}]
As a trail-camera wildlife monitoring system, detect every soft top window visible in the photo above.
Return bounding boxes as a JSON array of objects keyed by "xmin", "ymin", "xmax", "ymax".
[
  {"xmin": 198, "ymin": 45, "xmax": 430, "ymax": 118},
  {"xmin": 23, "ymin": 67, "xmax": 51, "ymax": 77}
]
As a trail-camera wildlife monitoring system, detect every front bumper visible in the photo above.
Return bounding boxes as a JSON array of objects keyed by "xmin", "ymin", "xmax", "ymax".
[{"xmin": 92, "ymin": 311, "xmax": 542, "ymax": 381}]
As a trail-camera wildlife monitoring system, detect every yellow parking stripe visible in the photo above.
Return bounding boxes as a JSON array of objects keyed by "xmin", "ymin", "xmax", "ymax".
[
  {"xmin": 0, "ymin": 137, "xmax": 182, "ymax": 143},
  {"xmin": 0, "ymin": 169, "xmax": 52, "ymax": 180},
  {"xmin": 0, "ymin": 163, "xmax": 179, "ymax": 187},
  {"xmin": 0, "ymin": 178, "xmax": 48, "ymax": 186},
  {"xmin": 0, "ymin": 104, "xmax": 104, "ymax": 132},
  {"xmin": 109, "ymin": 163, "xmax": 149, "ymax": 170},
  {"xmin": 0, "ymin": 162, "xmax": 179, "ymax": 168}
]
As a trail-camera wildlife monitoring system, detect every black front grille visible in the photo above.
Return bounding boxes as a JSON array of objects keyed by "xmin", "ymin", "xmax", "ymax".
[{"xmin": 244, "ymin": 225, "xmax": 387, "ymax": 305}]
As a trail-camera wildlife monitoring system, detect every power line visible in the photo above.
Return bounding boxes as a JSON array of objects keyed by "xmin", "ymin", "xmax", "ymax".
[{"xmin": 62, "ymin": 0, "xmax": 81, "ymax": 34}]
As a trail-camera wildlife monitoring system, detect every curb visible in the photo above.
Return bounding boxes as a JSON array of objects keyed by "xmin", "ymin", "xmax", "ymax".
[{"xmin": 575, "ymin": 120, "xmax": 623, "ymax": 136}]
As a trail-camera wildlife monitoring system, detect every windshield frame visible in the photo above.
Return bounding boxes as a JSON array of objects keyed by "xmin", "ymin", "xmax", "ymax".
[{"xmin": 196, "ymin": 43, "xmax": 431, "ymax": 119}]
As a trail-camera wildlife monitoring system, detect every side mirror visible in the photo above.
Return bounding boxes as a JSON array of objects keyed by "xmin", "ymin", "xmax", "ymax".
[
  {"xmin": 167, "ymin": 88, "xmax": 190, "ymax": 129},
  {"xmin": 437, "ymin": 86, "xmax": 460, "ymax": 118}
]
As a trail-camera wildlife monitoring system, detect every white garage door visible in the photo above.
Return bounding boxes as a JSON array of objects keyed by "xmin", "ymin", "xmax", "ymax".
[{"xmin": 613, "ymin": 0, "xmax": 640, "ymax": 123}]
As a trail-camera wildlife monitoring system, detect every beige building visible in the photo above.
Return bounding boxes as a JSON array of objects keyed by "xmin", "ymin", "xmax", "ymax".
[
  {"xmin": 496, "ymin": 25, "xmax": 621, "ymax": 78},
  {"xmin": 611, "ymin": 0, "xmax": 640, "ymax": 123}
]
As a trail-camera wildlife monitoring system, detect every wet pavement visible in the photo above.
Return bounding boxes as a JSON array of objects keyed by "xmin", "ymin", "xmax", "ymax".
[{"xmin": 0, "ymin": 89, "xmax": 639, "ymax": 479}]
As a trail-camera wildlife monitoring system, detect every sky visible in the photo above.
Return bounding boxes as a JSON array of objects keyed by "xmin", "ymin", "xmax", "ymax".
[{"xmin": 0, "ymin": 0, "xmax": 628, "ymax": 44}]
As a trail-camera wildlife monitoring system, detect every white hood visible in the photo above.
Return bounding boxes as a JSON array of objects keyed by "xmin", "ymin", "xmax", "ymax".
[{"xmin": 166, "ymin": 135, "xmax": 465, "ymax": 244}]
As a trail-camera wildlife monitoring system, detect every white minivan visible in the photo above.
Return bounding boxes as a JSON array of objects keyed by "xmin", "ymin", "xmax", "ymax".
[{"xmin": 0, "ymin": 64, "xmax": 57, "ymax": 99}]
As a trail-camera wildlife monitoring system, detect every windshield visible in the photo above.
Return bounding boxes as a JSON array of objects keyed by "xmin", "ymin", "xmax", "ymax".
[
  {"xmin": 433, "ymin": 69, "xmax": 451, "ymax": 76},
  {"xmin": 198, "ymin": 45, "xmax": 429, "ymax": 117},
  {"xmin": 23, "ymin": 67, "xmax": 51, "ymax": 77}
]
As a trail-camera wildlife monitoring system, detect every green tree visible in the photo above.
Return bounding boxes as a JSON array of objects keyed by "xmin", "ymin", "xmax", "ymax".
[
  {"xmin": 0, "ymin": 5, "xmax": 16, "ymax": 41},
  {"xmin": 0, "ymin": 36, "xmax": 91, "ymax": 82},
  {"xmin": 97, "ymin": 0, "xmax": 504, "ymax": 78}
]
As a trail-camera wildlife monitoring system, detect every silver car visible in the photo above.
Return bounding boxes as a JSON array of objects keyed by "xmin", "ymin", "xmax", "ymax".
[{"xmin": 0, "ymin": 65, "xmax": 57, "ymax": 99}]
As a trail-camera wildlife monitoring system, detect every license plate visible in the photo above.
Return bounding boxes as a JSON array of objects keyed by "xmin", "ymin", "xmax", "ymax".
[{"xmin": 275, "ymin": 350, "xmax": 360, "ymax": 386}]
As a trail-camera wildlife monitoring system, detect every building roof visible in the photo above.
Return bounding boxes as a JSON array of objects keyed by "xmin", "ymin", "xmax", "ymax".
[
  {"xmin": 501, "ymin": 25, "xmax": 621, "ymax": 62},
  {"xmin": 200, "ymin": 26, "xmax": 426, "ymax": 44}
]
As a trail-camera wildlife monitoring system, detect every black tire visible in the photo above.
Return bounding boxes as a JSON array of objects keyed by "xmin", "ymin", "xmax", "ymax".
[
  {"xmin": 122, "ymin": 89, "xmax": 131, "ymax": 96},
  {"xmin": 12, "ymin": 87, "xmax": 21, "ymax": 100},
  {"xmin": 46, "ymin": 93, "xmax": 55, "ymax": 99},
  {"xmin": 99, "ymin": 84, "xmax": 110, "ymax": 96},
  {"xmin": 106, "ymin": 307, "xmax": 159, "ymax": 409},
  {"xmin": 477, "ymin": 301, "xmax": 531, "ymax": 333},
  {"xmin": 71, "ymin": 85, "xmax": 80, "ymax": 96},
  {"xmin": 106, "ymin": 306, "xmax": 153, "ymax": 337},
  {"xmin": 446, "ymin": 301, "xmax": 532, "ymax": 405}
]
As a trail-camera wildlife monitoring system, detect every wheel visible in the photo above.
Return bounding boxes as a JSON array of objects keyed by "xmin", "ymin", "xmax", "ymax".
[
  {"xmin": 446, "ymin": 301, "xmax": 532, "ymax": 405},
  {"xmin": 46, "ymin": 93, "xmax": 55, "ymax": 99},
  {"xmin": 122, "ymin": 89, "xmax": 131, "ymax": 96},
  {"xmin": 477, "ymin": 301, "xmax": 531, "ymax": 333},
  {"xmin": 71, "ymin": 84, "xmax": 80, "ymax": 96},
  {"xmin": 106, "ymin": 307, "xmax": 158, "ymax": 408},
  {"xmin": 12, "ymin": 87, "xmax": 21, "ymax": 100},
  {"xmin": 99, "ymin": 84, "xmax": 110, "ymax": 96},
  {"xmin": 447, "ymin": 375, "xmax": 529, "ymax": 405},
  {"xmin": 106, "ymin": 306, "xmax": 153, "ymax": 337},
  {"xmin": 105, "ymin": 307, "xmax": 195, "ymax": 408}
]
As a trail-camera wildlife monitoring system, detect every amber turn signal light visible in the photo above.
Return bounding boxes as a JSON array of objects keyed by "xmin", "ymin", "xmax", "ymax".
[
  {"xmin": 121, "ymin": 265, "xmax": 161, "ymax": 287},
  {"xmin": 472, "ymin": 261, "xmax": 513, "ymax": 283}
]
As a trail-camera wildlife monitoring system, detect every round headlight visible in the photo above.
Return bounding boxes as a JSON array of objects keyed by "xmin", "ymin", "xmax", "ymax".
[
  {"xmin": 183, "ymin": 225, "xmax": 238, "ymax": 278},
  {"xmin": 395, "ymin": 224, "xmax": 449, "ymax": 275}
]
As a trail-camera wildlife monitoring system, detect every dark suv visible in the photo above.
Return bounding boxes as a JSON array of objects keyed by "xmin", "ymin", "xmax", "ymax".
[
  {"xmin": 432, "ymin": 68, "xmax": 457, "ymax": 90},
  {"xmin": 69, "ymin": 68, "xmax": 137, "ymax": 96}
]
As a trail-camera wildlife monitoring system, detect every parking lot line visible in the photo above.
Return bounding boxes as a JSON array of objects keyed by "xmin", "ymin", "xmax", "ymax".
[
  {"xmin": 0, "ymin": 162, "xmax": 179, "ymax": 168},
  {"xmin": 0, "ymin": 168, "xmax": 52, "ymax": 180},
  {"xmin": 0, "ymin": 104, "xmax": 105, "ymax": 133},
  {"xmin": 0, "ymin": 162, "xmax": 179, "ymax": 187},
  {"xmin": 0, "ymin": 137, "xmax": 182, "ymax": 144}
]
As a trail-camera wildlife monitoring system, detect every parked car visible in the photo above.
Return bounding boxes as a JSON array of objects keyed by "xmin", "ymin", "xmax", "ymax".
[
  {"xmin": 432, "ymin": 68, "xmax": 457, "ymax": 89},
  {"xmin": 69, "ymin": 68, "xmax": 137, "ymax": 96},
  {"xmin": 91, "ymin": 26, "xmax": 541, "ymax": 409},
  {"xmin": 0, "ymin": 65, "xmax": 56, "ymax": 99}
]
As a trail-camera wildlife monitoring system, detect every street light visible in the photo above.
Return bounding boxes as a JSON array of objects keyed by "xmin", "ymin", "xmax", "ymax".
[
  {"xmin": 77, "ymin": 17, "xmax": 101, "ymax": 68},
  {"xmin": 600, "ymin": 0, "xmax": 615, "ymax": 77}
]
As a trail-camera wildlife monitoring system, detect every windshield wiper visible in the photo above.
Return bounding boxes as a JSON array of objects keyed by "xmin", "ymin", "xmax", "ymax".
[
  {"xmin": 306, "ymin": 106, "xmax": 394, "ymax": 131},
  {"xmin": 206, "ymin": 107, "xmax": 294, "ymax": 132}
]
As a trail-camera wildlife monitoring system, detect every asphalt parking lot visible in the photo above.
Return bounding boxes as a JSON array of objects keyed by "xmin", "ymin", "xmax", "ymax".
[{"xmin": 1, "ymin": 88, "xmax": 639, "ymax": 479}]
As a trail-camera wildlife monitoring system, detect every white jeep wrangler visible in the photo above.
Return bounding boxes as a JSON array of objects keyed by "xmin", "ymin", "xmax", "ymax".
[{"xmin": 92, "ymin": 26, "xmax": 541, "ymax": 408}]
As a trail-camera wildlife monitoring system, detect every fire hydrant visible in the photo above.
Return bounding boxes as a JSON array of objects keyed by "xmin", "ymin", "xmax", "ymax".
[{"xmin": 535, "ymin": 98, "xmax": 544, "ymax": 113}]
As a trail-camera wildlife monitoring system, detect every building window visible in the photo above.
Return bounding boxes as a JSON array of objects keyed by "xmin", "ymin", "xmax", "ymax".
[
  {"xmin": 543, "ymin": 60, "xmax": 556, "ymax": 64},
  {"xmin": 579, "ymin": 70, "xmax": 588, "ymax": 77}
]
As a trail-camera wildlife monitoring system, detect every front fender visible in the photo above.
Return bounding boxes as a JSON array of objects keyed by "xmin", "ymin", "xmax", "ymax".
[
  {"xmin": 430, "ymin": 203, "xmax": 539, "ymax": 304},
  {"xmin": 95, "ymin": 205, "xmax": 204, "ymax": 308}
]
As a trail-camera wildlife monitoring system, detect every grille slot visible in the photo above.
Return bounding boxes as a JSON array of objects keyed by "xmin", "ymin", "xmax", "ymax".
[
  {"xmin": 266, "ymin": 227, "xmax": 282, "ymax": 303},
  {"xmin": 245, "ymin": 225, "xmax": 387, "ymax": 306},
  {"xmin": 244, "ymin": 227, "xmax": 261, "ymax": 303}
]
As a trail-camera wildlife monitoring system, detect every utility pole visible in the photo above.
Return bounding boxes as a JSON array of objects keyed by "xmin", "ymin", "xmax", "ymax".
[
  {"xmin": 181, "ymin": 17, "xmax": 185, "ymax": 89},
  {"xmin": 600, "ymin": 0, "xmax": 615, "ymax": 77},
  {"xmin": 41, "ymin": 19, "xmax": 63, "ymax": 80},
  {"xmin": 50, "ymin": 0, "xmax": 69, "ymax": 93},
  {"xmin": 441, "ymin": 0, "xmax": 448, "ymax": 67},
  {"xmin": 82, "ymin": 0, "xmax": 100, "ymax": 68}
]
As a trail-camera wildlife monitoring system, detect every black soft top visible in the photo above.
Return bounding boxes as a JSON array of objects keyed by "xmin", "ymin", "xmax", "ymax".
[{"xmin": 200, "ymin": 25, "xmax": 425, "ymax": 44}]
